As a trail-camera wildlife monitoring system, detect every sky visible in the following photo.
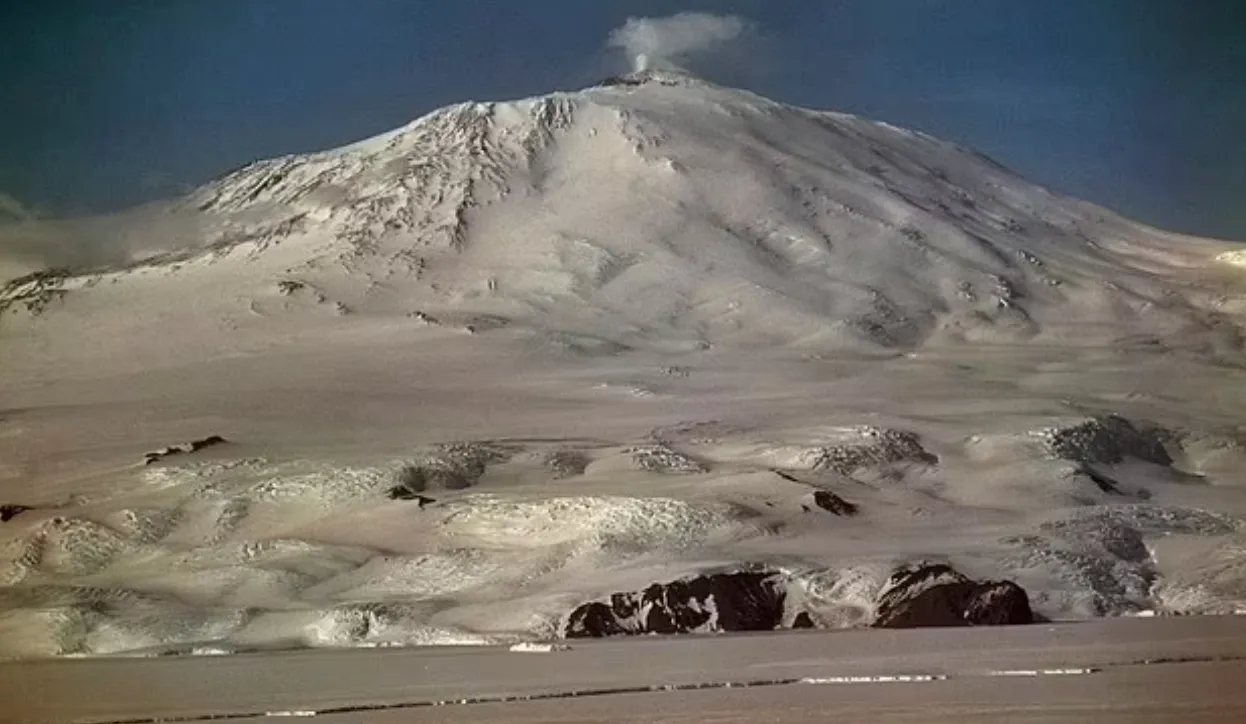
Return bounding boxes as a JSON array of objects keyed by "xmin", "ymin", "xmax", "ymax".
[{"xmin": 1, "ymin": 0, "xmax": 1244, "ymax": 241}]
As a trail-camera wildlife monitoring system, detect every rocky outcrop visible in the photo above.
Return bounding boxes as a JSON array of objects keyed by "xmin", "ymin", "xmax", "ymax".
[
  {"xmin": 388, "ymin": 442, "xmax": 512, "ymax": 494},
  {"xmin": 0, "ymin": 268, "xmax": 70, "ymax": 319},
  {"xmin": 627, "ymin": 444, "xmax": 709, "ymax": 474},
  {"xmin": 597, "ymin": 69, "xmax": 700, "ymax": 89},
  {"xmin": 811, "ymin": 490, "xmax": 859, "ymax": 516},
  {"xmin": 811, "ymin": 427, "xmax": 939, "ymax": 477},
  {"xmin": 1038, "ymin": 415, "xmax": 1173, "ymax": 466},
  {"xmin": 871, "ymin": 563, "xmax": 1033, "ymax": 628},
  {"xmin": 565, "ymin": 571, "xmax": 787, "ymax": 638},
  {"xmin": 544, "ymin": 450, "xmax": 590, "ymax": 479},
  {"xmin": 142, "ymin": 435, "xmax": 228, "ymax": 465},
  {"xmin": 0, "ymin": 504, "xmax": 33, "ymax": 522},
  {"xmin": 275, "ymin": 279, "xmax": 306, "ymax": 296},
  {"xmin": 385, "ymin": 487, "xmax": 435, "ymax": 507},
  {"xmin": 563, "ymin": 563, "xmax": 1034, "ymax": 639}
]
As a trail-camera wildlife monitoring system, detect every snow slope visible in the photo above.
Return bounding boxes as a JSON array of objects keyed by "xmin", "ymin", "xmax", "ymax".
[
  {"xmin": 1, "ymin": 70, "xmax": 1245, "ymax": 657},
  {"xmin": 4, "ymin": 70, "xmax": 1242, "ymax": 367}
]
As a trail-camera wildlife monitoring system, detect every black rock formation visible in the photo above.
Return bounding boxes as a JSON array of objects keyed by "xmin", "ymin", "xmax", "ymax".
[
  {"xmin": 1043, "ymin": 415, "xmax": 1173, "ymax": 466},
  {"xmin": 391, "ymin": 442, "xmax": 512, "ymax": 492},
  {"xmin": 564, "ymin": 563, "xmax": 1035, "ymax": 639},
  {"xmin": 189, "ymin": 435, "xmax": 227, "ymax": 452},
  {"xmin": 385, "ymin": 486, "xmax": 435, "ymax": 507},
  {"xmin": 276, "ymin": 280, "xmax": 306, "ymax": 296},
  {"xmin": 628, "ymin": 444, "xmax": 708, "ymax": 474},
  {"xmin": 596, "ymin": 69, "xmax": 695, "ymax": 89},
  {"xmin": 143, "ymin": 435, "xmax": 228, "ymax": 465},
  {"xmin": 0, "ymin": 503, "xmax": 33, "ymax": 522},
  {"xmin": 565, "ymin": 571, "xmax": 788, "ymax": 638},
  {"xmin": 811, "ymin": 490, "xmax": 859, "ymax": 516},
  {"xmin": 544, "ymin": 450, "xmax": 590, "ymax": 479},
  {"xmin": 811, "ymin": 428, "xmax": 939, "ymax": 477},
  {"xmin": 872, "ymin": 563, "xmax": 1033, "ymax": 628}
]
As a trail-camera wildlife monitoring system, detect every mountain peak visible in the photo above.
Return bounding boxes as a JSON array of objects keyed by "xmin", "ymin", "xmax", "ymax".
[
  {"xmin": 19, "ymin": 71, "xmax": 1234, "ymax": 360},
  {"xmin": 595, "ymin": 68, "xmax": 709, "ymax": 90}
]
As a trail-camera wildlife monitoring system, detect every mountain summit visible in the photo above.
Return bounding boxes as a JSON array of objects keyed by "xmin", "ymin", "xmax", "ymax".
[
  {"xmin": 596, "ymin": 67, "xmax": 711, "ymax": 88},
  {"xmin": 2, "ymin": 78, "xmax": 1240, "ymax": 360}
]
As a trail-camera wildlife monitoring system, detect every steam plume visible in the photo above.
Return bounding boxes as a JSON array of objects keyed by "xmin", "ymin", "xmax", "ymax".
[{"xmin": 607, "ymin": 13, "xmax": 751, "ymax": 73}]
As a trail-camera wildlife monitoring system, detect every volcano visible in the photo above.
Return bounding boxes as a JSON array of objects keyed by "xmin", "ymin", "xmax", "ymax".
[
  {"xmin": 1, "ymin": 73, "xmax": 1244, "ymax": 657},
  {"xmin": 5, "ymin": 70, "xmax": 1242, "ymax": 356}
]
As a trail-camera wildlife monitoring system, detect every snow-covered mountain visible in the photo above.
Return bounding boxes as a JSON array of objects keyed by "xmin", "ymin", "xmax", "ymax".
[
  {"xmin": 5, "ymin": 70, "xmax": 1239, "ymax": 356},
  {"xmin": 1, "ymin": 71, "xmax": 1245, "ymax": 658}
]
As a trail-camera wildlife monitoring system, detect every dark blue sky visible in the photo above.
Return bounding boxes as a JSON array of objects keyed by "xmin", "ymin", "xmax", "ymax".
[{"xmin": 2, "ymin": 0, "xmax": 1244, "ymax": 240}]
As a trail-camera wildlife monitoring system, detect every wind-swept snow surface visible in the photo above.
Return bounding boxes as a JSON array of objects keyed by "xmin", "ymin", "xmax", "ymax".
[{"xmin": 1, "ymin": 72, "xmax": 1245, "ymax": 657}]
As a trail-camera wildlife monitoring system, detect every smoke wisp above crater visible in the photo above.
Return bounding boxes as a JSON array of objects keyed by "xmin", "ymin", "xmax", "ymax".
[{"xmin": 607, "ymin": 12, "xmax": 753, "ymax": 74}]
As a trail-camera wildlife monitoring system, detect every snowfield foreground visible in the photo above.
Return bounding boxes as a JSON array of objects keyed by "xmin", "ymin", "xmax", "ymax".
[
  {"xmin": 5, "ymin": 616, "xmax": 1246, "ymax": 723},
  {"xmin": 1, "ymin": 71, "xmax": 1245, "ymax": 658}
]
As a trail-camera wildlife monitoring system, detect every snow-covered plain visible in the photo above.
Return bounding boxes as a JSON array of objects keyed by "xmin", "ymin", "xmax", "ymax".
[{"xmin": 1, "ymin": 70, "xmax": 1245, "ymax": 658}]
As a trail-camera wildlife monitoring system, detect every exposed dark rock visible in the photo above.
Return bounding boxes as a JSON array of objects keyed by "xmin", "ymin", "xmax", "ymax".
[
  {"xmin": 1084, "ymin": 525, "xmax": 1150, "ymax": 563},
  {"xmin": 1041, "ymin": 505, "xmax": 1238, "ymax": 539},
  {"xmin": 1, "ymin": 268, "xmax": 71, "ymax": 319},
  {"xmin": 188, "ymin": 435, "xmax": 227, "ymax": 452},
  {"xmin": 1002, "ymin": 528, "xmax": 1153, "ymax": 616},
  {"xmin": 544, "ymin": 450, "xmax": 590, "ymax": 479},
  {"xmin": 598, "ymin": 74, "xmax": 649, "ymax": 88},
  {"xmin": 628, "ymin": 444, "xmax": 708, "ymax": 474},
  {"xmin": 772, "ymin": 469, "xmax": 802, "ymax": 484},
  {"xmin": 406, "ymin": 310, "xmax": 442, "ymax": 325},
  {"xmin": 596, "ymin": 69, "xmax": 695, "ymax": 89},
  {"xmin": 649, "ymin": 420, "xmax": 736, "ymax": 445},
  {"xmin": 565, "ymin": 563, "xmax": 1033, "ymax": 640},
  {"xmin": 872, "ymin": 563, "xmax": 1033, "ymax": 629},
  {"xmin": 393, "ymin": 442, "xmax": 513, "ymax": 492},
  {"xmin": 275, "ymin": 280, "xmax": 306, "ymax": 296},
  {"xmin": 391, "ymin": 464, "xmax": 463, "ymax": 493},
  {"xmin": 1013, "ymin": 506, "xmax": 1230, "ymax": 615},
  {"xmin": 1081, "ymin": 466, "xmax": 1125, "ymax": 495},
  {"xmin": 1, "ymin": 504, "xmax": 33, "ymax": 522},
  {"xmin": 385, "ymin": 487, "xmax": 435, "ymax": 507},
  {"xmin": 877, "ymin": 563, "xmax": 962, "ymax": 605},
  {"xmin": 811, "ymin": 427, "xmax": 938, "ymax": 477},
  {"xmin": 143, "ymin": 435, "xmax": 228, "ymax": 465},
  {"xmin": 565, "ymin": 571, "xmax": 787, "ymax": 638},
  {"xmin": 1041, "ymin": 415, "xmax": 1173, "ymax": 466},
  {"xmin": 1072, "ymin": 465, "xmax": 1151, "ymax": 500},
  {"xmin": 462, "ymin": 314, "xmax": 511, "ymax": 333},
  {"xmin": 958, "ymin": 581, "xmax": 1033, "ymax": 625},
  {"xmin": 811, "ymin": 490, "xmax": 859, "ymax": 516}
]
